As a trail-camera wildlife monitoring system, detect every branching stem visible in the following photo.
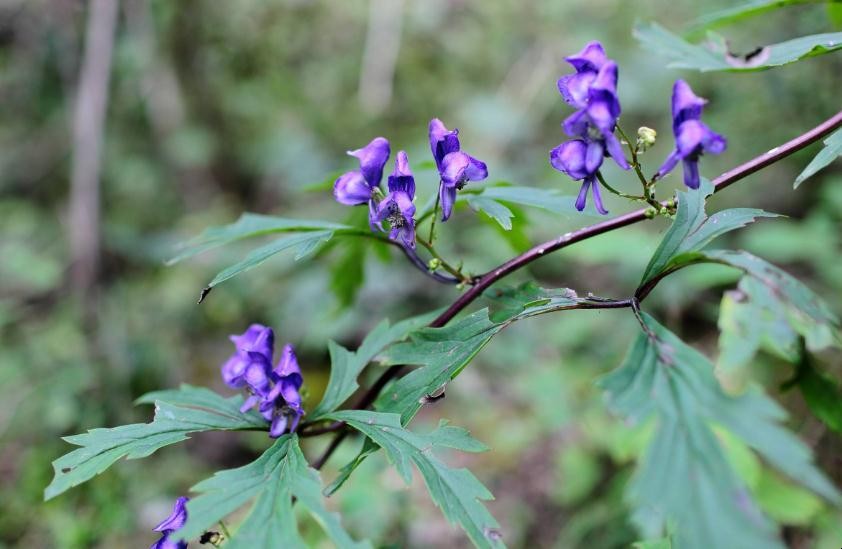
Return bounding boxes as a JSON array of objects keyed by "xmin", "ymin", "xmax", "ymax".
[{"xmin": 311, "ymin": 109, "xmax": 842, "ymax": 470}]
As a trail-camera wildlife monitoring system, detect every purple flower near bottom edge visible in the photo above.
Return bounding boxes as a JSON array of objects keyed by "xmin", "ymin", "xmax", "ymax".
[
  {"xmin": 550, "ymin": 138, "xmax": 609, "ymax": 215},
  {"xmin": 150, "ymin": 497, "xmax": 189, "ymax": 549},
  {"xmin": 656, "ymin": 80, "xmax": 726, "ymax": 189},
  {"xmin": 373, "ymin": 150, "xmax": 417, "ymax": 248}
]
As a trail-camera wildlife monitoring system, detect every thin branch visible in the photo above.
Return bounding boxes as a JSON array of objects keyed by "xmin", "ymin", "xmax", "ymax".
[{"xmin": 312, "ymin": 109, "xmax": 842, "ymax": 470}]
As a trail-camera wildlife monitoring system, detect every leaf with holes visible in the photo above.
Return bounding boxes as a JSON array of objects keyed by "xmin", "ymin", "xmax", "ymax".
[{"xmin": 635, "ymin": 21, "xmax": 842, "ymax": 71}]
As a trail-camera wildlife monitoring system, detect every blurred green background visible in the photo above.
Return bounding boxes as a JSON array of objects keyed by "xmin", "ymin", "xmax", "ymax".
[{"xmin": 2, "ymin": 1, "xmax": 841, "ymax": 547}]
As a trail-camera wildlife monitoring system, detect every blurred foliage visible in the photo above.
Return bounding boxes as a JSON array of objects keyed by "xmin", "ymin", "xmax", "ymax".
[{"xmin": 1, "ymin": 0, "xmax": 841, "ymax": 547}]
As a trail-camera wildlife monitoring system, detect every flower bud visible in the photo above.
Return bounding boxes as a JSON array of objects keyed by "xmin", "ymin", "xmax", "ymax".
[
  {"xmin": 644, "ymin": 207, "xmax": 657, "ymax": 219},
  {"xmin": 427, "ymin": 258, "xmax": 442, "ymax": 271},
  {"xmin": 637, "ymin": 127, "xmax": 657, "ymax": 151}
]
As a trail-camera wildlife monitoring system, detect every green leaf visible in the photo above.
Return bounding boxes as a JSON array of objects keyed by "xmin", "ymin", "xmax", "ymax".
[
  {"xmin": 755, "ymin": 469, "xmax": 824, "ymax": 526},
  {"xmin": 640, "ymin": 179, "xmax": 778, "ymax": 285},
  {"xmin": 177, "ymin": 435, "xmax": 368, "ymax": 548},
  {"xmin": 702, "ymin": 250, "xmax": 841, "ymax": 350},
  {"xmin": 794, "ymin": 128, "xmax": 842, "ymax": 188},
  {"xmin": 687, "ymin": 0, "xmax": 834, "ymax": 36},
  {"xmin": 134, "ymin": 384, "xmax": 265, "ymax": 424},
  {"xmin": 330, "ymin": 238, "xmax": 367, "ymax": 308},
  {"xmin": 716, "ymin": 277, "xmax": 799, "ymax": 392},
  {"xmin": 467, "ymin": 195, "xmax": 514, "ymax": 230},
  {"xmin": 309, "ymin": 311, "xmax": 441, "ymax": 420},
  {"xmin": 790, "ymin": 352, "xmax": 842, "ymax": 434},
  {"xmin": 328, "ymin": 411, "xmax": 502, "ymax": 549},
  {"xmin": 206, "ymin": 230, "xmax": 334, "ymax": 289},
  {"xmin": 45, "ymin": 395, "xmax": 265, "ymax": 501},
  {"xmin": 326, "ymin": 283, "xmax": 583, "ymax": 494},
  {"xmin": 635, "ymin": 21, "xmax": 842, "ymax": 72},
  {"xmin": 598, "ymin": 314, "xmax": 840, "ymax": 548},
  {"xmin": 167, "ymin": 213, "xmax": 352, "ymax": 265}
]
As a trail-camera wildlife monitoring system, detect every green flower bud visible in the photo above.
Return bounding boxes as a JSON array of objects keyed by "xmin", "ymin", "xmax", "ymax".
[
  {"xmin": 637, "ymin": 126, "xmax": 657, "ymax": 151},
  {"xmin": 427, "ymin": 258, "xmax": 442, "ymax": 271}
]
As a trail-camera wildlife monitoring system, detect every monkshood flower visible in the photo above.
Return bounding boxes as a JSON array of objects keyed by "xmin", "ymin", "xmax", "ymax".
[
  {"xmin": 550, "ymin": 138, "xmax": 609, "ymax": 215},
  {"xmin": 222, "ymin": 325, "xmax": 304, "ymax": 438},
  {"xmin": 557, "ymin": 42, "xmax": 629, "ymax": 171},
  {"xmin": 372, "ymin": 151, "xmax": 417, "ymax": 248},
  {"xmin": 429, "ymin": 118, "xmax": 488, "ymax": 221},
  {"xmin": 656, "ymin": 79, "xmax": 727, "ymax": 189},
  {"xmin": 261, "ymin": 343, "xmax": 304, "ymax": 437},
  {"xmin": 150, "ymin": 496, "xmax": 188, "ymax": 549},
  {"xmin": 333, "ymin": 137, "xmax": 390, "ymax": 226}
]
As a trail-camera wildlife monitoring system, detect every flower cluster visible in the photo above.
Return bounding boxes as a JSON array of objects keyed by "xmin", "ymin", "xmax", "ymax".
[
  {"xmin": 221, "ymin": 324, "xmax": 303, "ymax": 438},
  {"xmin": 150, "ymin": 497, "xmax": 188, "ymax": 549},
  {"xmin": 551, "ymin": 41, "xmax": 630, "ymax": 214},
  {"xmin": 550, "ymin": 41, "xmax": 726, "ymax": 206},
  {"xmin": 657, "ymin": 79, "xmax": 727, "ymax": 189},
  {"xmin": 333, "ymin": 119, "xmax": 487, "ymax": 247}
]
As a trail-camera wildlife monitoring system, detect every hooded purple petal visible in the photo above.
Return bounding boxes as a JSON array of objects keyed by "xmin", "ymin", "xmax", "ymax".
[
  {"xmin": 347, "ymin": 136, "xmax": 390, "ymax": 188},
  {"xmin": 564, "ymin": 41, "xmax": 608, "ymax": 73},
  {"xmin": 387, "ymin": 151, "xmax": 416, "ymax": 198},
  {"xmin": 658, "ymin": 80, "xmax": 726, "ymax": 187},
  {"xmin": 333, "ymin": 171, "xmax": 372, "ymax": 205},
  {"xmin": 429, "ymin": 118, "xmax": 461, "ymax": 169},
  {"xmin": 671, "ymin": 79, "xmax": 706, "ymax": 129},
  {"xmin": 230, "ymin": 325, "xmax": 274, "ymax": 361}
]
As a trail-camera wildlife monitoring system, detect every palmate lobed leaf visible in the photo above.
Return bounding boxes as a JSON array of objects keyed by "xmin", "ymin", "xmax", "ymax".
[
  {"xmin": 328, "ymin": 411, "xmax": 502, "ymax": 549},
  {"xmin": 635, "ymin": 21, "xmax": 842, "ymax": 72},
  {"xmin": 45, "ymin": 387, "xmax": 267, "ymax": 501},
  {"xmin": 326, "ymin": 283, "xmax": 589, "ymax": 495},
  {"xmin": 598, "ymin": 314, "xmax": 841, "ymax": 549},
  {"xmin": 176, "ymin": 435, "xmax": 368, "ymax": 549}
]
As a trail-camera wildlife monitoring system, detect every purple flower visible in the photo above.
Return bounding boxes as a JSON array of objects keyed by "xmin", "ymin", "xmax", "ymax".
[
  {"xmin": 334, "ymin": 137, "xmax": 390, "ymax": 230},
  {"xmin": 657, "ymin": 80, "xmax": 727, "ymax": 189},
  {"xmin": 221, "ymin": 324, "xmax": 274, "ymax": 389},
  {"xmin": 372, "ymin": 151, "xmax": 417, "ymax": 248},
  {"xmin": 558, "ymin": 48, "xmax": 629, "ymax": 171},
  {"xmin": 262, "ymin": 344, "xmax": 304, "ymax": 437},
  {"xmin": 150, "ymin": 497, "xmax": 188, "ymax": 549},
  {"xmin": 550, "ymin": 138, "xmax": 609, "ymax": 215},
  {"xmin": 221, "ymin": 326, "xmax": 305, "ymax": 438},
  {"xmin": 429, "ymin": 119, "xmax": 488, "ymax": 221}
]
